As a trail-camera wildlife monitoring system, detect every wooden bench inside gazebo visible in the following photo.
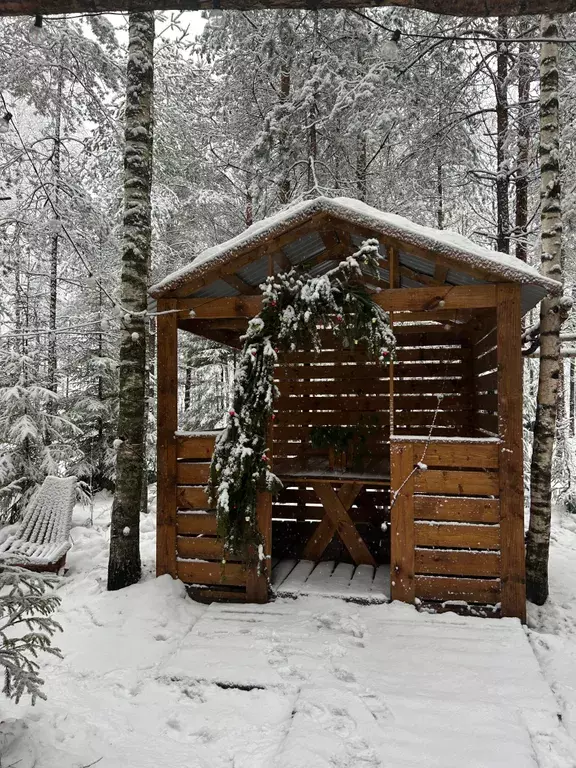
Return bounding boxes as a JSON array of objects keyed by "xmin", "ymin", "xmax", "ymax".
[{"xmin": 150, "ymin": 197, "xmax": 561, "ymax": 621}]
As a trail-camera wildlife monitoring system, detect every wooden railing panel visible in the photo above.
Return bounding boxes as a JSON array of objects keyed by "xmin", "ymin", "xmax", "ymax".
[{"xmin": 391, "ymin": 437, "xmax": 502, "ymax": 612}]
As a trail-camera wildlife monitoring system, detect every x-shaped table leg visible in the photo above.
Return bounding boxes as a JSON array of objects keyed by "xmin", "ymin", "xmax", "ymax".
[{"xmin": 302, "ymin": 481, "xmax": 376, "ymax": 567}]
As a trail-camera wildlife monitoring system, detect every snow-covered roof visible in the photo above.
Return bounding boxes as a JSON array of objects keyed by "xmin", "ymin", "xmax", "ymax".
[{"xmin": 150, "ymin": 196, "xmax": 561, "ymax": 303}]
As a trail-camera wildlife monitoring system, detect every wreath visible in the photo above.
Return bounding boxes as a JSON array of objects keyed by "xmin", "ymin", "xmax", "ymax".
[{"xmin": 207, "ymin": 238, "xmax": 396, "ymax": 565}]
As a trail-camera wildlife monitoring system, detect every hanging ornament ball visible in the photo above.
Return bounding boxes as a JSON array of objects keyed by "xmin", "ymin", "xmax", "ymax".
[
  {"xmin": 270, "ymin": 300, "xmax": 277, "ymax": 307},
  {"xmin": 262, "ymin": 454, "xmax": 268, "ymax": 462},
  {"xmin": 245, "ymin": 516, "xmax": 250, "ymax": 522},
  {"xmin": 229, "ymin": 409, "xmax": 236, "ymax": 417},
  {"xmin": 221, "ymin": 559, "xmax": 226, "ymax": 565},
  {"xmin": 336, "ymin": 314, "xmax": 343, "ymax": 323},
  {"xmin": 372, "ymin": 317, "xmax": 377, "ymax": 324}
]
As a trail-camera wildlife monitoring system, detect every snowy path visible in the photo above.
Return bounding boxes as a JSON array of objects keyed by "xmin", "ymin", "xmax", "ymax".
[
  {"xmin": 168, "ymin": 599, "xmax": 570, "ymax": 768},
  {"xmin": 2, "ymin": 494, "xmax": 576, "ymax": 768}
]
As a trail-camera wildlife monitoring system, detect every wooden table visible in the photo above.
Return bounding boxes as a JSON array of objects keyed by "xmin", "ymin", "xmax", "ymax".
[{"xmin": 275, "ymin": 465, "xmax": 390, "ymax": 568}]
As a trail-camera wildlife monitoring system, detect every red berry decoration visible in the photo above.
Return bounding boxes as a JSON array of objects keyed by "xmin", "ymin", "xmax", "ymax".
[{"xmin": 229, "ymin": 409, "xmax": 236, "ymax": 416}]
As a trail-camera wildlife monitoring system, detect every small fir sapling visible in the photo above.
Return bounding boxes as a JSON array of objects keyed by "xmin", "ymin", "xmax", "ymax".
[
  {"xmin": 0, "ymin": 566, "xmax": 63, "ymax": 705},
  {"xmin": 208, "ymin": 238, "xmax": 395, "ymax": 563}
]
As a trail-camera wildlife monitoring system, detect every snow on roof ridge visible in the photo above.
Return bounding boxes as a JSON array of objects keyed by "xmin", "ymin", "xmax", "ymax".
[{"xmin": 150, "ymin": 196, "xmax": 561, "ymax": 297}]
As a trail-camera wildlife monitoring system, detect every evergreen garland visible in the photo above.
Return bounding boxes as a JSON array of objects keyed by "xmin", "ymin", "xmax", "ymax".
[{"xmin": 207, "ymin": 238, "xmax": 396, "ymax": 564}]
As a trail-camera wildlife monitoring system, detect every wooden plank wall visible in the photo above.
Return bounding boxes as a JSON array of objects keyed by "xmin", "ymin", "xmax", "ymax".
[
  {"xmin": 392, "ymin": 324, "xmax": 474, "ymax": 438},
  {"xmin": 391, "ymin": 439, "xmax": 503, "ymax": 612},
  {"xmin": 273, "ymin": 340, "xmax": 391, "ymax": 562},
  {"xmin": 173, "ymin": 433, "xmax": 249, "ymax": 601},
  {"xmin": 471, "ymin": 312, "xmax": 499, "ymax": 437}
]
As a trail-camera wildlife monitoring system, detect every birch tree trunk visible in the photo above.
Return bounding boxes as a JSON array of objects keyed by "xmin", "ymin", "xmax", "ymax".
[
  {"xmin": 107, "ymin": 11, "xmax": 154, "ymax": 591},
  {"xmin": 525, "ymin": 14, "xmax": 569, "ymax": 605}
]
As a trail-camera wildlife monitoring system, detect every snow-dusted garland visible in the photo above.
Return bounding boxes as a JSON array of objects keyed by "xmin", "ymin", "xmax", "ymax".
[{"xmin": 208, "ymin": 239, "xmax": 396, "ymax": 563}]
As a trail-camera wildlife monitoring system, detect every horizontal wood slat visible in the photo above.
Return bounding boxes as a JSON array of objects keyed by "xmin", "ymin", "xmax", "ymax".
[
  {"xmin": 177, "ymin": 512, "xmax": 217, "ymax": 535},
  {"xmin": 275, "ymin": 410, "xmax": 390, "ymax": 427},
  {"xmin": 414, "ymin": 469, "xmax": 499, "ymax": 495},
  {"xmin": 177, "ymin": 560, "xmax": 246, "ymax": 586},
  {"xmin": 414, "ymin": 522, "xmax": 500, "ymax": 550},
  {"xmin": 414, "ymin": 496, "xmax": 500, "ymax": 523},
  {"xmin": 277, "ymin": 362, "xmax": 464, "ymax": 381},
  {"xmin": 176, "ymin": 486, "xmax": 213, "ymax": 510},
  {"xmin": 373, "ymin": 285, "xmax": 497, "ymax": 311},
  {"xmin": 177, "ymin": 535, "xmax": 228, "ymax": 560},
  {"xmin": 276, "ymin": 395, "xmax": 390, "ymax": 412},
  {"xmin": 176, "ymin": 462, "xmax": 211, "ymax": 484},
  {"xmin": 277, "ymin": 378, "xmax": 391, "ymax": 396},
  {"xmin": 402, "ymin": 442, "xmax": 499, "ymax": 469},
  {"xmin": 282, "ymin": 347, "xmax": 467, "ymax": 364},
  {"xmin": 394, "ymin": 411, "xmax": 470, "ymax": 429},
  {"xmin": 415, "ymin": 549, "xmax": 501, "ymax": 577},
  {"xmin": 276, "ymin": 363, "xmax": 389, "ymax": 381},
  {"xmin": 477, "ymin": 412, "xmax": 499, "ymax": 435},
  {"xmin": 475, "ymin": 371, "xmax": 498, "ymax": 392},
  {"xmin": 475, "ymin": 394, "xmax": 498, "ymax": 412},
  {"xmin": 176, "ymin": 435, "xmax": 217, "ymax": 459},
  {"xmin": 415, "ymin": 575, "xmax": 501, "ymax": 603}
]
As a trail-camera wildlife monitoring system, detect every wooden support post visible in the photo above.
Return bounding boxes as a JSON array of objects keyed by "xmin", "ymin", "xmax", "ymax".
[
  {"xmin": 496, "ymin": 284, "xmax": 526, "ymax": 621},
  {"xmin": 390, "ymin": 442, "xmax": 415, "ymax": 603},
  {"xmin": 156, "ymin": 298, "xmax": 179, "ymax": 578},
  {"xmin": 246, "ymin": 491, "xmax": 272, "ymax": 603},
  {"xmin": 246, "ymin": 425, "xmax": 273, "ymax": 603},
  {"xmin": 389, "ymin": 247, "xmax": 399, "ymax": 434}
]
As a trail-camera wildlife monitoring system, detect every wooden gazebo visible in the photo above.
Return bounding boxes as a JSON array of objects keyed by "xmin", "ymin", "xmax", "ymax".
[{"xmin": 150, "ymin": 197, "xmax": 561, "ymax": 621}]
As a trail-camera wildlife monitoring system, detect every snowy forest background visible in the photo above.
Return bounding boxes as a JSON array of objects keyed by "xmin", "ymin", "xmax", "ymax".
[{"xmin": 1, "ymin": 8, "xmax": 576, "ymax": 519}]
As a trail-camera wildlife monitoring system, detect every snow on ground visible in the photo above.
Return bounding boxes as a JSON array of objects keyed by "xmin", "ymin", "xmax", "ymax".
[{"xmin": 2, "ymin": 492, "xmax": 576, "ymax": 767}]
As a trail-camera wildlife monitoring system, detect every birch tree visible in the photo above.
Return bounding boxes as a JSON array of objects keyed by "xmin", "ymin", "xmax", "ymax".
[
  {"xmin": 525, "ymin": 14, "xmax": 570, "ymax": 605},
  {"xmin": 107, "ymin": 12, "xmax": 154, "ymax": 591}
]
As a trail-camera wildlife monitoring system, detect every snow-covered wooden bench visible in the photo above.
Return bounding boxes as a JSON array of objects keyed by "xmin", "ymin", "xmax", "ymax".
[{"xmin": 0, "ymin": 476, "xmax": 77, "ymax": 572}]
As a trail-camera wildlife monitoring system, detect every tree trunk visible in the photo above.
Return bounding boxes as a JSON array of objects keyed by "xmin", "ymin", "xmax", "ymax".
[
  {"xmin": 278, "ymin": 67, "xmax": 291, "ymax": 205},
  {"xmin": 515, "ymin": 34, "xmax": 530, "ymax": 262},
  {"xmin": 107, "ymin": 11, "xmax": 155, "ymax": 591},
  {"xmin": 525, "ymin": 14, "xmax": 569, "ymax": 606},
  {"xmin": 47, "ymin": 38, "xmax": 65, "ymax": 398},
  {"xmin": 570, "ymin": 357, "xmax": 575, "ymax": 437},
  {"xmin": 496, "ymin": 17, "xmax": 510, "ymax": 253},
  {"xmin": 436, "ymin": 161, "xmax": 444, "ymax": 229}
]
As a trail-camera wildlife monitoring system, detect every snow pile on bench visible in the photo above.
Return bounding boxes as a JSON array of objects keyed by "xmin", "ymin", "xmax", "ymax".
[{"xmin": 0, "ymin": 476, "xmax": 77, "ymax": 566}]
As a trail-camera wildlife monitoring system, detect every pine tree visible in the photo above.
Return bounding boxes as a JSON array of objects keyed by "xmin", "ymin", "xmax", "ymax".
[{"xmin": 0, "ymin": 566, "xmax": 62, "ymax": 705}]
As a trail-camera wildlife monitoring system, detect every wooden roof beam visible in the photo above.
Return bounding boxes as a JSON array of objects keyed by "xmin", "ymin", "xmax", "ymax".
[
  {"xmin": 176, "ymin": 284, "xmax": 497, "ymax": 319},
  {"xmin": 221, "ymin": 273, "xmax": 255, "ymax": 295},
  {"xmin": 2, "ymin": 1, "xmax": 572, "ymax": 18}
]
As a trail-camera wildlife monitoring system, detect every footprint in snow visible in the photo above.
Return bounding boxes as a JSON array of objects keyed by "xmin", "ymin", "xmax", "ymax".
[
  {"xmin": 359, "ymin": 691, "xmax": 393, "ymax": 722},
  {"xmin": 332, "ymin": 666, "xmax": 357, "ymax": 683},
  {"xmin": 314, "ymin": 611, "xmax": 365, "ymax": 639}
]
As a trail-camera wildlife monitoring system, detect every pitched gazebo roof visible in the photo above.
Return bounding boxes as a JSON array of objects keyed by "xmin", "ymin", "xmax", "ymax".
[{"xmin": 150, "ymin": 197, "xmax": 561, "ymax": 314}]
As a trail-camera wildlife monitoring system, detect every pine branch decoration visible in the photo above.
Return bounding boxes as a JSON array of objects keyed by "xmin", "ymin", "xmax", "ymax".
[{"xmin": 208, "ymin": 238, "xmax": 395, "ymax": 562}]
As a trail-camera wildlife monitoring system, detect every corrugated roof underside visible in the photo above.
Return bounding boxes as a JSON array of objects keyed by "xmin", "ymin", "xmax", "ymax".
[{"xmin": 185, "ymin": 228, "xmax": 547, "ymax": 314}]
